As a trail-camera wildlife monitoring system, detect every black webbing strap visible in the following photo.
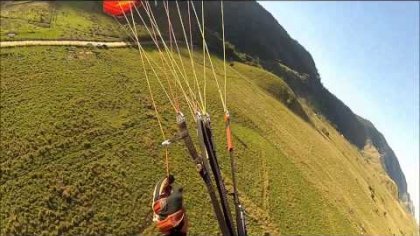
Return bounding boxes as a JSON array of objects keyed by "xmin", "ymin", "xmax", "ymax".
[
  {"xmin": 229, "ymin": 150, "xmax": 247, "ymax": 236},
  {"xmin": 197, "ymin": 114, "xmax": 236, "ymax": 236},
  {"xmin": 175, "ymin": 113, "xmax": 230, "ymax": 236}
]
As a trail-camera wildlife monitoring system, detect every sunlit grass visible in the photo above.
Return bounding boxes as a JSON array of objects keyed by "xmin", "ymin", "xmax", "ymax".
[{"xmin": 1, "ymin": 46, "xmax": 417, "ymax": 235}]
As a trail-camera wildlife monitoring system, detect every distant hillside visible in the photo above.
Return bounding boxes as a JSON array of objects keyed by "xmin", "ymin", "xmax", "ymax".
[
  {"xmin": 359, "ymin": 117, "xmax": 415, "ymax": 214},
  {"xmin": 192, "ymin": 0, "xmax": 414, "ymax": 215}
]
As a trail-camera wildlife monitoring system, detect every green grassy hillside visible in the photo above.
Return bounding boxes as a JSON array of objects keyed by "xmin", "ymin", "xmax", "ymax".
[
  {"xmin": 1, "ymin": 46, "xmax": 417, "ymax": 235},
  {"xmin": 1, "ymin": 1, "xmax": 418, "ymax": 235},
  {"xmin": 0, "ymin": 1, "xmax": 125, "ymax": 41}
]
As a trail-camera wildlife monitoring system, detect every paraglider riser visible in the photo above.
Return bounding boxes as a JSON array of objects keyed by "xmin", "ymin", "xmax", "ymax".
[{"xmin": 175, "ymin": 113, "xmax": 233, "ymax": 236}]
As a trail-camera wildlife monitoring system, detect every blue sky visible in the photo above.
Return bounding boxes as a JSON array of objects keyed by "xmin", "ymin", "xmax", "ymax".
[{"xmin": 258, "ymin": 1, "xmax": 419, "ymax": 222}]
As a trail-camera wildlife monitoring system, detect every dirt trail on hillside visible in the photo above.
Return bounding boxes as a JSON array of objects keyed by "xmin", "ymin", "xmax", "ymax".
[{"xmin": 0, "ymin": 40, "xmax": 131, "ymax": 48}]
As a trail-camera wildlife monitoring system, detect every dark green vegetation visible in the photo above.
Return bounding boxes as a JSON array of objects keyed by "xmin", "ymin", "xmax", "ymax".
[
  {"xmin": 1, "ymin": 46, "xmax": 417, "ymax": 235},
  {"xmin": 1, "ymin": 1, "xmax": 418, "ymax": 235}
]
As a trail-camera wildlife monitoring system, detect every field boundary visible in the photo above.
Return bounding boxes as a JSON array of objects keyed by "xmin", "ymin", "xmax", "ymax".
[{"xmin": 0, "ymin": 40, "xmax": 131, "ymax": 48}]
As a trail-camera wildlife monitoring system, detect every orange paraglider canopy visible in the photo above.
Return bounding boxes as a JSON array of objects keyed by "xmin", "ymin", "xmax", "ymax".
[{"xmin": 103, "ymin": 0, "xmax": 141, "ymax": 16}]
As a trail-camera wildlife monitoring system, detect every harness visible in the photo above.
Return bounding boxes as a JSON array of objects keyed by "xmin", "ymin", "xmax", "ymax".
[{"xmin": 152, "ymin": 178, "xmax": 186, "ymax": 234}]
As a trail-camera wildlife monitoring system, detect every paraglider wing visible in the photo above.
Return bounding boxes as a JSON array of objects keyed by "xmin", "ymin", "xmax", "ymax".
[{"xmin": 103, "ymin": 0, "xmax": 141, "ymax": 17}]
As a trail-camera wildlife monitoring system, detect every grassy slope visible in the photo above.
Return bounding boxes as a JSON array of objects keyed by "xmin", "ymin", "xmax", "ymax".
[
  {"xmin": 229, "ymin": 64, "xmax": 417, "ymax": 235},
  {"xmin": 0, "ymin": 1, "xmax": 127, "ymax": 41},
  {"xmin": 1, "ymin": 46, "xmax": 417, "ymax": 235},
  {"xmin": 1, "ymin": 1, "xmax": 417, "ymax": 235}
]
